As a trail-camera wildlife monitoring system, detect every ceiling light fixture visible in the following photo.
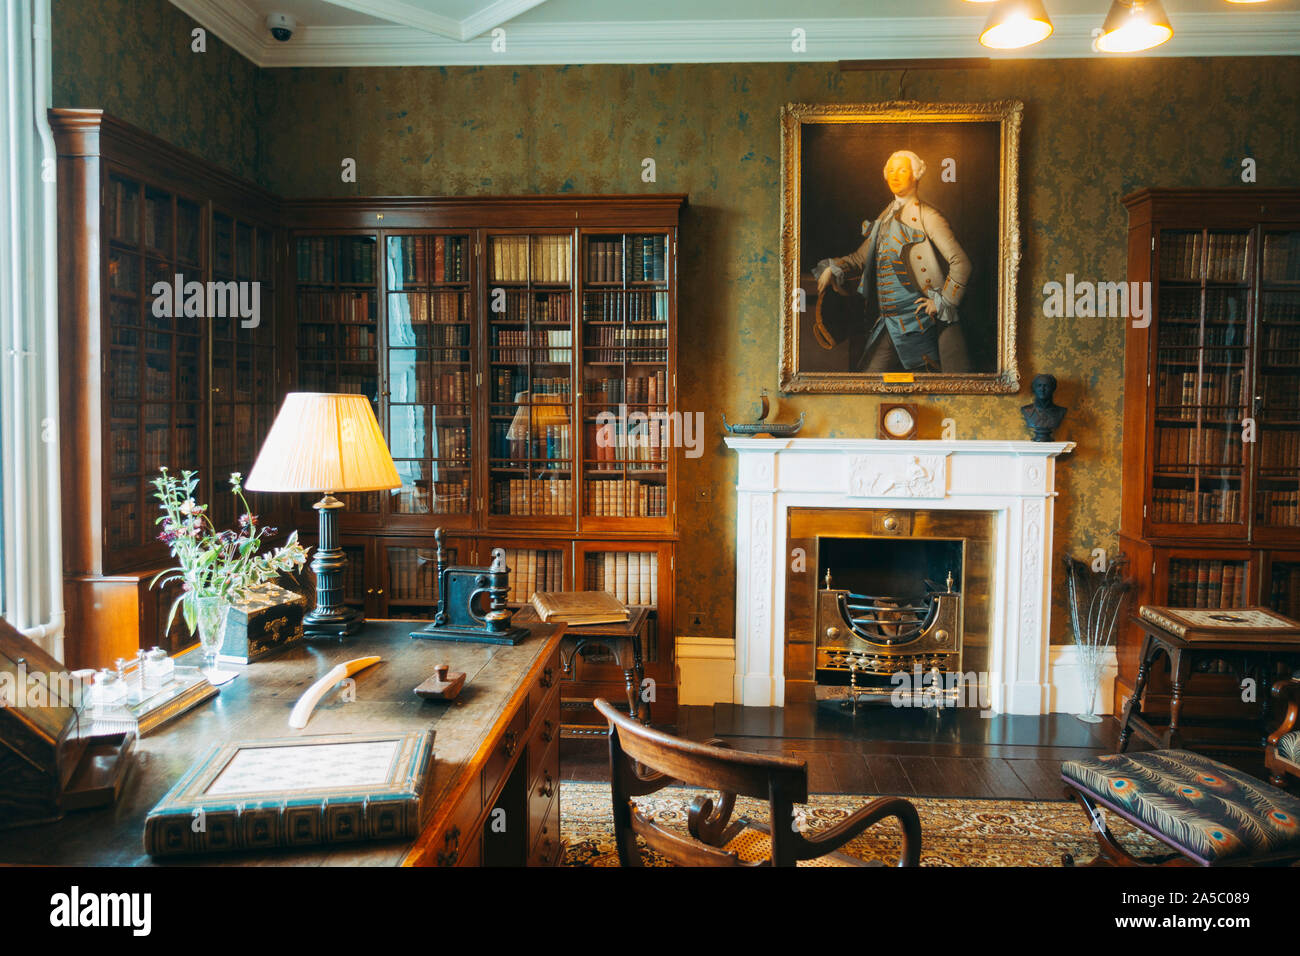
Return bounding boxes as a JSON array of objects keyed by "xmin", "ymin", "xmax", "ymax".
[
  {"xmin": 979, "ymin": 0, "xmax": 1055, "ymax": 49},
  {"xmin": 1095, "ymin": 0, "xmax": 1174, "ymax": 52}
]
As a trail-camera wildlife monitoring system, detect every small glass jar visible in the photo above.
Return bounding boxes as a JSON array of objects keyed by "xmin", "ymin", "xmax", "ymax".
[
  {"xmin": 143, "ymin": 646, "xmax": 173, "ymax": 691},
  {"xmin": 92, "ymin": 669, "xmax": 126, "ymax": 707}
]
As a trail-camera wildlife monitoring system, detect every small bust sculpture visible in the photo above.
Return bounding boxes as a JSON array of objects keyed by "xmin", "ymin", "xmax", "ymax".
[{"xmin": 1021, "ymin": 373, "xmax": 1066, "ymax": 442}]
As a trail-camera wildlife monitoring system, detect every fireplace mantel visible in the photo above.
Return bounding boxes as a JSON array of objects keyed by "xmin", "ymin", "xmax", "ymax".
[{"xmin": 725, "ymin": 436, "xmax": 1078, "ymax": 715}]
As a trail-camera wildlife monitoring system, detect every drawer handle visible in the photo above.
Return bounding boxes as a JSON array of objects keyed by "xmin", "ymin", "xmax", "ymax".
[
  {"xmin": 436, "ymin": 825, "xmax": 460, "ymax": 867},
  {"xmin": 538, "ymin": 772, "xmax": 554, "ymax": 799},
  {"xmin": 538, "ymin": 834, "xmax": 555, "ymax": 865},
  {"xmin": 502, "ymin": 730, "xmax": 520, "ymax": 758},
  {"xmin": 540, "ymin": 666, "xmax": 555, "ymax": 689},
  {"xmin": 541, "ymin": 719, "xmax": 555, "ymax": 743}
]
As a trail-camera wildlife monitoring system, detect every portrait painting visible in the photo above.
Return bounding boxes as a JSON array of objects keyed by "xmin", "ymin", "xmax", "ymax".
[{"xmin": 779, "ymin": 101, "xmax": 1022, "ymax": 393}]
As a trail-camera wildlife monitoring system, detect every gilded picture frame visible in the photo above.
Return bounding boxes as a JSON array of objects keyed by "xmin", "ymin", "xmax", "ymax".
[{"xmin": 779, "ymin": 101, "xmax": 1022, "ymax": 394}]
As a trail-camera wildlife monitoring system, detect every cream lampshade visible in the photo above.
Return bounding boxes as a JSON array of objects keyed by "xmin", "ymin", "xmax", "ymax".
[
  {"xmin": 247, "ymin": 392, "xmax": 400, "ymax": 494},
  {"xmin": 247, "ymin": 393, "xmax": 400, "ymax": 638}
]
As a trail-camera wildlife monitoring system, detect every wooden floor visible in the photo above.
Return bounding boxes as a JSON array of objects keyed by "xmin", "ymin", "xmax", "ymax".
[{"xmin": 560, "ymin": 701, "xmax": 1276, "ymax": 801}]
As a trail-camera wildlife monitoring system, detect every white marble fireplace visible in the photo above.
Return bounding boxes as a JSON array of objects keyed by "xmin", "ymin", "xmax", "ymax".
[{"xmin": 725, "ymin": 437, "xmax": 1081, "ymax": 716}]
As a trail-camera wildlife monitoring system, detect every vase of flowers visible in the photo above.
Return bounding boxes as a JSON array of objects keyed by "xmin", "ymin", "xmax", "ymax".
[{"xmin": 151, "ymin": 468, "xmax": 310, "ymax": 681}]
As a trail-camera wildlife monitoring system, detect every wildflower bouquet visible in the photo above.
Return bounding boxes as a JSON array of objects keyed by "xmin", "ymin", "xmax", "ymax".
[{"xmin": 150, "ymin": 467, "xmax": 311, "ymax": 633}]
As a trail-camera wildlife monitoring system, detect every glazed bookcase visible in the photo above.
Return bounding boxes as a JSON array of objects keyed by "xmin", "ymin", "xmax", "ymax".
[
  {"xmin": 52, "ymin": 110, "xmax": 283, "ymax": 668},
  {"xmin": 282, "ymin": 197, "xmax": 684, "ymax": 722},
  {"xmin": 1118, "ymin": 188, "xmax": 1300, "ymax": 721},
  {"xmin": 54, "ymin": 110, "xmax": 685, "ymax": 719}
]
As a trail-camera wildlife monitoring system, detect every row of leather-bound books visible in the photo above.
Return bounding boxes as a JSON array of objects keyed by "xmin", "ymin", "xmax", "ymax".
[
  {"xmin": 1167, "ymin": 558, "xmax": 1247, "ymax": 609},
  {"xmin": 1151, "ymin": 487, "xmax": 1240, "ymax": 524},
  {"xmin": 583, "ymin": 551, "xmax": 658, "ymax": 607},
  {"xmin": 583, "ymin": 479, "xmax": 668, "ymax": 518},
  {"xmin": 1159, "ymin": 231, "xmax": 1249, "ymax": 283},
  {"xmin": 500, "ymin": 548, "xmax": 566, "ymax": 604}
]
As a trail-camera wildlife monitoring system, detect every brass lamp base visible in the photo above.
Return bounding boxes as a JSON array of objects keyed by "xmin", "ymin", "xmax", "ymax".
[{"xmin": 305, "ymin": 493, "xmax": 363, "ymax": 639}]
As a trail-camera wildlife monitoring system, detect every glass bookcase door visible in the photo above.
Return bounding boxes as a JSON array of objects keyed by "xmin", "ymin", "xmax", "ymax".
[
  {"xmin": 383, "ymin": 538, "xmax": 459, "ymax": 620},
  {"xmin": 1150, "ymin": 228, "xmax": 1251, "ymax": 536},
  {"xmin": 294, "ymin": 234, "xmax": 380, "ymax": 521},
  {"xmin": 474, "ymin": 538, "xmax": 571, "ymax": 607},
  {"xmin": 579, "ymin": 231, "xmax": 672, "ymax": 530},
  {"xmin": 105, "ymin": 173, "xmax": 206, "ymax": 566},
  {"xmin": 1255, "ymin": 230, "xmax": 1300, "ymax": 538},
  {"xmin": 210, "ymin": 216, "xmax": 278, "ymax": 530},
  {"xmin": 572, "ymin": 541, "xmax": 672, "ymax": 685},
  {"xmin": 486, "ymin": 233, "xmax": 576, "ymax": 527},
  {"xmin": 1164, "ymin": 555, "xmax": 1252, "ymax": 609},
  {"xmin": 383, "ymin": 233, "xmax": 474, "ymax": 527},
  {"xmin": 1266, "ymin": 554, "xmax": 1300, "ymax": 620}
]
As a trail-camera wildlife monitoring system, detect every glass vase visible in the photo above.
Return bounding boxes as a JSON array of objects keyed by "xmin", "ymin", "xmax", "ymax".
[{"xmin": 194, "ymin": 595, "xmax": 231, "ymax": 681}]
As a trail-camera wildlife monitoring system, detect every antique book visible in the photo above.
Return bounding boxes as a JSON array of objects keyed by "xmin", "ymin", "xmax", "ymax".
[
  {"xmin": 144, "ymin": 730, "xmax": 435, "ymax": 857},
  {"xmin": 530, "ymin": 590, "xmax": 629, "ymax": 625},
  {"xmin": 1139, "ymin": 605, "xmax": 1300, "ymax": 641}
]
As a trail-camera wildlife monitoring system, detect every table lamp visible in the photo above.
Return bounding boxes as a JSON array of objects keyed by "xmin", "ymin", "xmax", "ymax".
[{"xmin": 246, "ymin": 393, "xmax": 400, "ymax": 638}]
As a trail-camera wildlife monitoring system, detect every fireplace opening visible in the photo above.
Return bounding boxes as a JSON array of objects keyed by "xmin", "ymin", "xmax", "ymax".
[{"xmin": 785, "ymin": 507, "xmax": 994, "ymax": 708}]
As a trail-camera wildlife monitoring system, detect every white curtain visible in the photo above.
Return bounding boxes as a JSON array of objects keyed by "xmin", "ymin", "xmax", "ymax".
[{"xmin": 0, "ymin": 0, "xmax": 63, "ymax": 658}]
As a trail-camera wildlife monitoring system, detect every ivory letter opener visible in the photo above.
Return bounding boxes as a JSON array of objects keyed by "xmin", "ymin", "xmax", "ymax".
[{"xmin": 288, "ymin": 656, "xmax": 381, "ymax": 729}]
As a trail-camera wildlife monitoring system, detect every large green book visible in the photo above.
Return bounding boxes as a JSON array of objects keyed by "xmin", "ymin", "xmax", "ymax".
[{"xmin": 143, "ymin": 730, "xmax": 435, "ymax": 858}]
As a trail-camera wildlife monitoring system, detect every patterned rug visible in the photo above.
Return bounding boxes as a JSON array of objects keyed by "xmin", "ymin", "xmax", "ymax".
[{"xmin": 560, "ymin": 781, "xmax": 1167, "ymax": 866}]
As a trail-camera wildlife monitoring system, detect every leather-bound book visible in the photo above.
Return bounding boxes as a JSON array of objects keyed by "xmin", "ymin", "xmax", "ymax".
[{"xmin": 530, "ymin": 590, "xmax": 629, "ymax": 625}]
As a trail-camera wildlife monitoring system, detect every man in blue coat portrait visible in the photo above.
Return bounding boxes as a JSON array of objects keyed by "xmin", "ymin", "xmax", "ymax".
[{"xmin": 815, "ymin": 150, "xmax": 972, "ymax": 373}]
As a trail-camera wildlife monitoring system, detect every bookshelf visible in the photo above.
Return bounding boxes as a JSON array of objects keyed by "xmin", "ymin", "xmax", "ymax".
[
  {"xmin": 52, "ymin": 109, "xmax": 284, "ymax": 669},
  {"xmin": 1118, "ymin": 188, "xmax": 1300, "ymax": 719},
  {"xmin": 53, "ymin": 114, "xmax": 685, "ymax": 713},
  {"xmin": 282, "ymin": 196, "xmax": 685, "ymax": 721},
  {"xmin": 580, "ymin": 231, "xmax": 673, "ymax": 532}
]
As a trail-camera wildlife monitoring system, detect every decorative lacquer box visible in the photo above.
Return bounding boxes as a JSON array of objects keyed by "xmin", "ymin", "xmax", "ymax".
[{"xmin": 220, "ymin": 583, "xmax": 307, "ymax": 664}]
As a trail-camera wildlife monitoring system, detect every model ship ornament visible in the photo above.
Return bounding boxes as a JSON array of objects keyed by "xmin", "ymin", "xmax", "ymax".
[{"xmin": 722, "ymin": 389, "xmax": 805, "ymax": 438}]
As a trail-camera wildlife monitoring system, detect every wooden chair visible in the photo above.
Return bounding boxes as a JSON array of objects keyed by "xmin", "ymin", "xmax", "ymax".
[
  {"xmin": 1266, "ymin": 678, "xmax": 1300, "ymax": 789},
  {"xmin": 593, "ymin": 698, "xmax": 921, "ymax": 867}
]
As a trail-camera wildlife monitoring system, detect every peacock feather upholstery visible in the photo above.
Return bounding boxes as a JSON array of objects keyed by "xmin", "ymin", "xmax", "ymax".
[{"xmin": 1062, "ymin": 749, "xmax": 1300, "ymax": 865}]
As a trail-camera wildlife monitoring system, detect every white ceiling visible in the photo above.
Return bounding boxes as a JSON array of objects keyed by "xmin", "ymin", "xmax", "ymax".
[{"xmin": 169, "ymin": 0, "xmax": 1300, "ymax": 65}]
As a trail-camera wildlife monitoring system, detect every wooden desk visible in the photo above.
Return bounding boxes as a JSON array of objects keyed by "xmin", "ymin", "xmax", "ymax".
[
  {"xmin": 516, "ymin": 605, "xmax": 652, "ymax": 726},
  {"xmin": 0, "ymin": 620, "xmax": 564, "ymax": 867},
  {"xmin": 1118, "ymin": 615, "xmax": 1300, "ymax": 754}
]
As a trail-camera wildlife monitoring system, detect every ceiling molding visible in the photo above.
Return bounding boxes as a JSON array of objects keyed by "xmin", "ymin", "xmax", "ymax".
[
  {"xmin": 459, "ymin": 0, "xmax": 553, "ymax": 41},
  {"xmin": 168, "ymin": 3, "xmax": 1300, "ymax": 67},
  {"xmin": 166, "ymin": 0, "xmax": 267, "ymax": 62},
  {"xmin": 311, "ymin": 1, "xmax": 471, "ymax": 40}
]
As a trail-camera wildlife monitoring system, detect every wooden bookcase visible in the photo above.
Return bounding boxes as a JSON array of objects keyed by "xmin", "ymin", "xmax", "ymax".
[
  {"xmin": 1118, "ymin": 188, "xmax": 1300, "ymax": 719},
  {"xmin": 51, "ymin": 109, "xmax": 284, "ymax": 668},
  {"xmin": 52, "ymin": 111, "xmax": 685, "ymax": 720},
  {"xmin": 282, "ymin": 197, "xmax": 684, "ymax": 723}
]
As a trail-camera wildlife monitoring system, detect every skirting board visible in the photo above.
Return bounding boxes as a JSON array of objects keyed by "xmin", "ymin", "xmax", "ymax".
[
  {"xmin": 1047, "ymin": 644, "xmax": 1118, "ymax": 716},
  {"xmin": 675, "ymin": 636, "xmax": 735, "ymax": 706}
]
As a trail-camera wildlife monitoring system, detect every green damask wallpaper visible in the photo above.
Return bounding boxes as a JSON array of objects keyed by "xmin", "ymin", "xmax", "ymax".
[
  {"xmin": 52, "ymin": 0, "xmax": 1300, "ymax": 643},
  {"xmin": 52, "ymin": 0, "xmax": 269, "ymax": 183}
]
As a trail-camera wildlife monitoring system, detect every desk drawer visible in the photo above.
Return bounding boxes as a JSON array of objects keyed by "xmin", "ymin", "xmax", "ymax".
[
  {"xmin": 527, "ymin": 728, "xmax": 559, "ymax": 852},
  {"xmin": 481, "ymin": 703, "xmax": 527, "ymax": 809},
  {"xmin": 528, "ymin": 790, "xmax": 561, "ymax": 867},
  {"xmin": 528, "ymin": 644, "xmax": 561, "ymax": 723},
  {"xmin": 432, "ymin": 784, "xmax": 481, "ymax": 867}
]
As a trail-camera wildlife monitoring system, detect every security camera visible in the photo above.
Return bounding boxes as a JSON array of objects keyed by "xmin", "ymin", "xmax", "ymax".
[{"xmin": 267, "ymin": 13, "xmax": 296, "ymax": 42}]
